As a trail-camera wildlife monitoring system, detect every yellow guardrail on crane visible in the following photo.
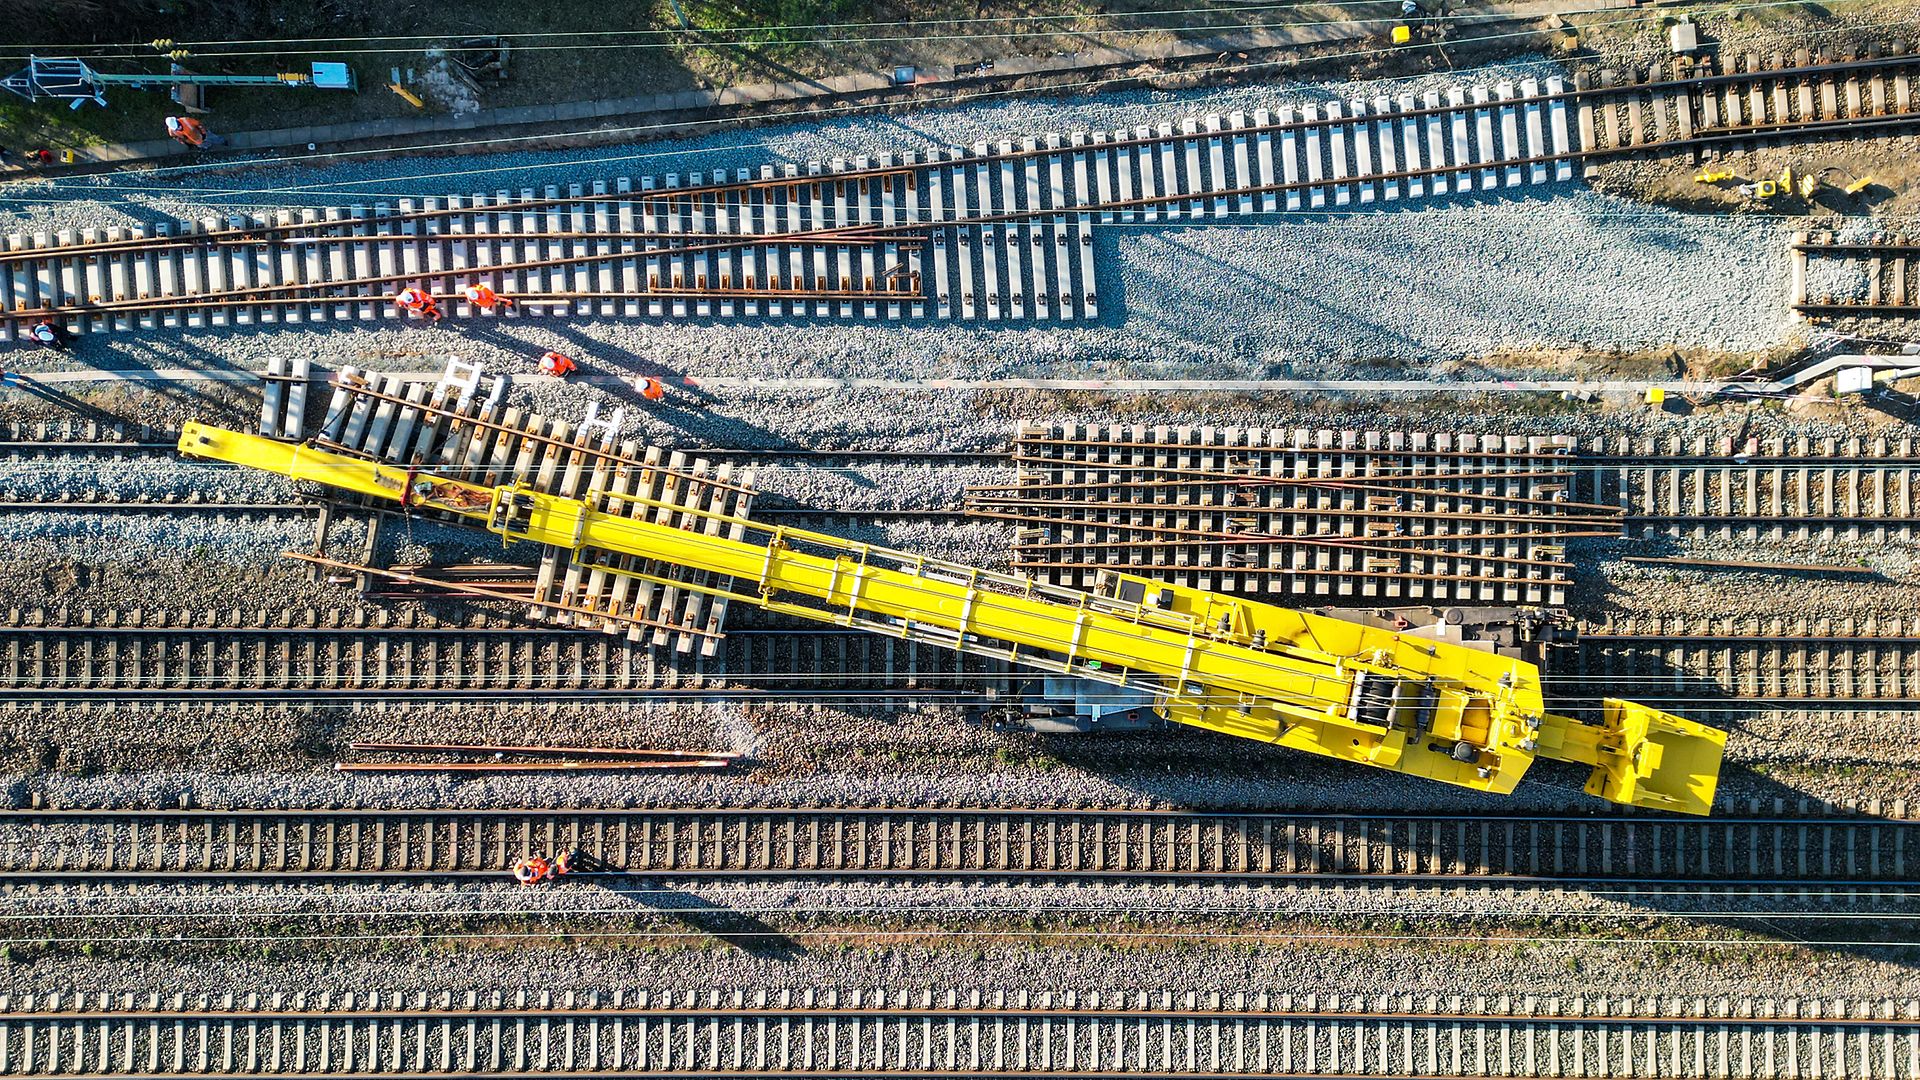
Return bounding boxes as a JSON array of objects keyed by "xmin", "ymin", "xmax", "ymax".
[{"xmin": 178, "ymin": 423, "xmax": 1727, "ymax": 814}]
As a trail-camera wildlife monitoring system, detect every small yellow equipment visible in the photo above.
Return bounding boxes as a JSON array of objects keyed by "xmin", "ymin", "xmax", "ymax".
[
  {"xmin": 1693, "ymin": 167, "xmax": 1733, "ymax": 184},
  {"xmin": 177, "ymin": 423, "xmax": 1730, "ymax": 815},
  {"xmin": 1844, "ymin": 176, "xmax": 1875, "ymax": 195},
  {"xmin": 1391, "ymin": 24, "xmax": 1413, "ymax": 44}
]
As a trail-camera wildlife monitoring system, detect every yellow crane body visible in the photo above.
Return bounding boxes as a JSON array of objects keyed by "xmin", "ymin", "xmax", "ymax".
[{"xmin": 178, "ymin": 423, "xmax": 1727, "ymax": 815}]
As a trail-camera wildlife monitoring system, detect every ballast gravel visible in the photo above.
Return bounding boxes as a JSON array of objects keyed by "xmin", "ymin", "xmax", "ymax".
[
  {"xmin": 0, "ymin": 192, "xmax": 1798, "ymax": 377},
  {"xmin": 3, "ymin": 59, "xmax": 1579, "ymax": 224},
  {"xmin": 2, "ymin": 937, "xmax": 1914, "ymax": 1010},
  {"xmin": 2, "ymin": 55, "xmax": 1806, "ymax": 372}
]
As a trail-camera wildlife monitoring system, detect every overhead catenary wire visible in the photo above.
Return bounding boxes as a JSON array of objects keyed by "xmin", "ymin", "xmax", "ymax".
[
  {"xmin": 6, "ymin": 0, "xmax": 1426, "ymax": 54},
  {"xmin": 0, "ymin": 0, "xmax": 1739, "ymax": 63},
  {"xmin": 0, "ymin": 11, "xmax": 1575, "ymax": 61}
]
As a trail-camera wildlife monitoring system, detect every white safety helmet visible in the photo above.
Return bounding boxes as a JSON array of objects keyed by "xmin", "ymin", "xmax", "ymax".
[{"xmin": 165, "ymin": 116, "xmax": 183, "ymax": 134}]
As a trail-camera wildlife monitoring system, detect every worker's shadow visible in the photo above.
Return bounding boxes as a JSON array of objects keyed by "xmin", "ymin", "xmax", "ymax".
[{"xmin": 587, "ymin": 862, "xmax": 807, "ymax": 959}]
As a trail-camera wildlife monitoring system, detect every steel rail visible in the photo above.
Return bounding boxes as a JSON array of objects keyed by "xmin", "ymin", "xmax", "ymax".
[
  {"xmin": 0, "ymin": 686, "xmax": 986, "ymax": 703},
  {"xmin": 11, "ymin": 1004, "xmax": 1918, "ymax": 1029},
  {"xmin": 967, "ymin": 497, "xmax": 1623, "ymax": 530},
  {"xmin": 971, "ymin": 510, "xmax": 1605, "ymax": 561},
  {"xmin": 1794, "ymin": 240, "xmax": 1920, "ymax": 255},
  {"xmin": 3, "ymin": 226, "xmax": 931, "ymax": 320},
  {"xmin": 3, "ymin": 805, "xmax": 1912, "ymax": 886},
  {"xmin": 975, "ymin": 486, "xmax": 1617, "ymax": 518},
  {"xmin": 1795, "ymin": 301, "xmax": 1918, "ymax": 315},
  {"xmin": 0, "ymin": 500, "xmax": 313, "ymax": 512},
  {"xmin": 0, "ymin": 229, "xmax": 931, "ymax": 265},
  {"xmin": 989, "ymin": 468, "xmax": 1619, "ymax": 513},
  {"xmin": 5, "ymin": 998, "xmax": 1918, "ymax": 1080},
  {"xmin": 1009, "ymin": 561, "xmax": 1576, "ymax": 584},
  {"xmin": 14, "ymin": 93, "xmax": 1919, "ymax": 325},
  {"xmin": 1015, "ymin": 435, "xmax": 1575, "ymax": 459},
  {"xmin": 1579, "ymin": 633, "xmax": 1920, "ymax": 645},
  {"xmin": 35, "ymin": 49, "xmax": 1914, "ymax": 246}
]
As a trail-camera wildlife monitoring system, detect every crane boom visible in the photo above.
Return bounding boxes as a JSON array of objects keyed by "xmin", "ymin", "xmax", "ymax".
[{"xmin": 178, "ymin": 423, "xmax": 1726, "ymax": 814}]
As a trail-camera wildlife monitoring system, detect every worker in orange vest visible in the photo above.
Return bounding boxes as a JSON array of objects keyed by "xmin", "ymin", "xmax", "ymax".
[
  {"xmin": 638, "ymin": 376, "xmax": 666, "ymax": 401},
  {"xmin": 393, "ymin": 287, "xmax": 443, "ymax": 322},
  {"xmin": 462, "ymin": 283, "xmax": 513, "ymax": 311},
  {"xmin": 539, "ymin": 351, "xmax": 577, "ymax": 378},
  {"xmin": 511, "ymin": 855, "xmax": 552, "ymax": 885},
  {"xmin": 164, "ymin": 116, "xmax": 224, "ymax": 149}
]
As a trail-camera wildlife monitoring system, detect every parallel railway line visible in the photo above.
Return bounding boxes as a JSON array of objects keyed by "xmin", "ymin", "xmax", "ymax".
[
  {"xmin": 1, "ymin": 806, "xmax": 1911, "ymax": 885},
  {"xmin": 3, "ymin": 989, "xmax": 1916, "ymax": 1079},
  {"xmin": 5, "ymin": 50, "xmax": 1916, "ymax": 336},
  {"xmin": 0, "ymin": 621, "xmax": 1014, "ymax": 699},
  {"xmin": 7, "ymin": 608, "xmax": 1920, "ymax": 728},
  {"xmin": 1566, "ymin": 616, "xmax": 1920, "ymax": 712}
]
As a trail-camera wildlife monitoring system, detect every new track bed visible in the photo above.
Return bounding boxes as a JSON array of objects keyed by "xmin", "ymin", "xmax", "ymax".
[{"xmin": 5, "ymin": 50, "xmax": 1916, "ymax": 337}]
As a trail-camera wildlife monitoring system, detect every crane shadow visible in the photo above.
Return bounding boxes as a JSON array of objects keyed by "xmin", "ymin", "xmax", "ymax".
[{"xmin": 591, "ymin": 873, "xmax": 808, "ymax": 959}]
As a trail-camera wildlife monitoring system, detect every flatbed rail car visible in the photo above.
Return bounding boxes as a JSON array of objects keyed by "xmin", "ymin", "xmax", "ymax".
[{"xmin": 178, "ymin": 423, "xmax": 1727, "ymax": 814}]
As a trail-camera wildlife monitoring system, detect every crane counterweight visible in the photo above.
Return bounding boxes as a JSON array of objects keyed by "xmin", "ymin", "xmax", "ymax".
[{"xmin": 178, "ymin": 422, "xmax": 1727, "ymax": 814}]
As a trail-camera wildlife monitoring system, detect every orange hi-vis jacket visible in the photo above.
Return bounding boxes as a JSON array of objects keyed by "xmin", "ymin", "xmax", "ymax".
[{"xmin": 165, "ymin": 116, "xmax": 208, "ymax": 146}]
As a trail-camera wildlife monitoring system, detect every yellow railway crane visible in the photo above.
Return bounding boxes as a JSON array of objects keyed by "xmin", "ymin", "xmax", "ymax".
[{"xmin": 179, "ymin": 423, "xmax": 1727, "ymax": 815}]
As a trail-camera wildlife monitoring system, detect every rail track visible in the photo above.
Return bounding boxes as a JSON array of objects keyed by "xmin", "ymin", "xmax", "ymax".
[
  {"xmin": 0, "ymin": 619, "xmax": 1015, "ymax": 700},
  {"xmin": 8, "ymin": 604, "xmax": 1919, "ymax": 739},
  {"xmin": 2, "ymin": 806, "xmax": 1911, "ymax": 885},
  {"xmin": 4, "ymin": 989, "xmax": 1916, "ymax": 1079},
  {"xmin": 1566, "ymin": 615, "xmax": 1920, "ymax": 713},
  {"xmin": 1792, "ymin": 231, "xmax": 1917, "ymax": 320},
  {"xmin": 968, "ymin": 424, "xmax": 1920, "ymax": 605},
  {"xmin": 5, "ymin": 49, "xmax": 1916, "ymax": 337},
  {"xmin": 1574, "ymin": 434, "xmax": 1920, "ymax": 540}
]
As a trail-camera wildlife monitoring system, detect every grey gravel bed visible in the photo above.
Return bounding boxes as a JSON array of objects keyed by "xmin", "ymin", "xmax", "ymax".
[
  {"xmin": 0, "ymin": 937, "xmax": 1909, "ymax": 1005},
  {"xmin": 1, "ymin": 51, "xmax": 1806, "ymax": 371},
  {"xmin": 10, "ymin": 723, "xmax": 1911, "ymax": 813},
  {"xmin": 0, "ymin": 876, "xmax": 1879, "ymax": 927},
  {"xmin": 0, "ymin": 189, "xmax": 1798, "ymax": 376}
]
